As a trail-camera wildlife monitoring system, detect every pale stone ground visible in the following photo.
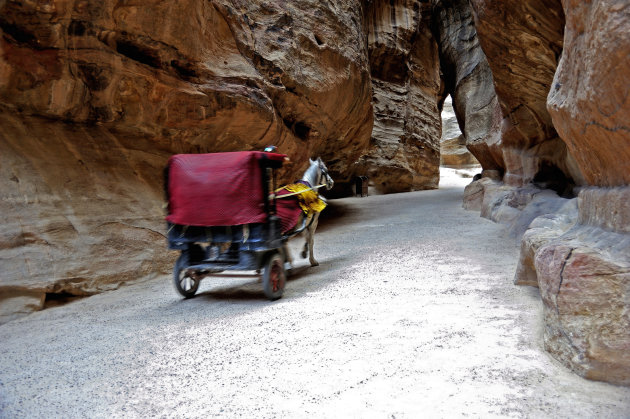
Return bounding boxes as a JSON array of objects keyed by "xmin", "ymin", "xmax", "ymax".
[{"xmin": 1, "ymin": 168, "xmax": 629, "ymax": 418}]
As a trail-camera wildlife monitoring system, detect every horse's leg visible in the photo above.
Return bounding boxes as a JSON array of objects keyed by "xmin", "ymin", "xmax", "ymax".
[
  {"xmin": 300, "ymin": 214, "xmax": 312, "ymax": 259},
  {"xmin": 283, "ymin": 242, "xmax": 293, "ymax": 273},
  {"xmin": 307, "ymin": 212, "xmax": 320, "ymax": 267},
  {"xmin": 300, "ymin": 239, "xmax": 308, "ymax": 259}
]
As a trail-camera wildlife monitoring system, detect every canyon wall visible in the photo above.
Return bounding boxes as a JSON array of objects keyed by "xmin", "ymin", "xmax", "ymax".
[
  {"xmin": 355, "ymin": 0, "xmax": 442, "ymax": 194},
  {"xmin": 469, "ymin": 0, "xmax": 580, "ymax": 190},
  {"xmin": 432, "ymin": 0, "xmax": 502, "ymax": 175},
  {"xmin": 466, "ymin": 0, "xmax": 630, "ymax": 385},
  {"xmin": 440, "ymin": 96, "xmax": 478, "ymax": 167}
]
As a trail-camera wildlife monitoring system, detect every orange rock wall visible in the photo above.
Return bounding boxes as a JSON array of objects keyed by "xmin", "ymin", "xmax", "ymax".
[{"xmin": 0, "ymin": 0, "xmax": 374, "ymax": 180}]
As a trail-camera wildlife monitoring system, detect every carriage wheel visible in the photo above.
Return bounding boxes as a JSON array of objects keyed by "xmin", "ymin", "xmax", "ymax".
[
  {"xmin": 173, "ymin": 252, "xmax": 199, "ymax": 298},
  {"xmin": 262, "ymin": 252, "xmax": 286, "ymax": 301}
]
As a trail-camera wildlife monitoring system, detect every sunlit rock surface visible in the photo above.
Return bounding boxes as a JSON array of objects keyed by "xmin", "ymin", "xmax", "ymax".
[{"xmin": 440, "ymin": 97, "xmax": 478, "ymax": 167}]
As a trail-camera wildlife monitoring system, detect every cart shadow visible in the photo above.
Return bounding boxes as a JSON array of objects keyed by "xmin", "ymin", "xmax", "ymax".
[
  {"xmin": 192, "ymin": 267, "xmax": 312, "ymax": 302},
  {"xmin": 189, "ymin": 255, "xmax": 347, "ymax": 302},
  {"xmin": 197, "ymin": 284, "xmax": 266, "ymax": 301}
]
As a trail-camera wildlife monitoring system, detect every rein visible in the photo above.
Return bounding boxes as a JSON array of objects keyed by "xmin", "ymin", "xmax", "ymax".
[{"xmin": 272, "ymin": 184, "xmax": 326, "ymax": 199}]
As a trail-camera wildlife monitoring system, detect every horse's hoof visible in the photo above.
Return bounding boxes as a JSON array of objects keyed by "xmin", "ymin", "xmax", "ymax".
[{"xmin": 310, "ymin": 261, "xmax": 319, "ymax": 267}]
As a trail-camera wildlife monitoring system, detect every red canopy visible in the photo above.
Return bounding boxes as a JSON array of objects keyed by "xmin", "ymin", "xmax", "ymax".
[{"xmin": 166, "ymin": 151, "xmax": 286, "ymax": 227}]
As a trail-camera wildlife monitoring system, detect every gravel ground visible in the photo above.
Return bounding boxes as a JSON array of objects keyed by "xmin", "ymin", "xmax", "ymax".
[{"xmin": 1, "ymin": 169, "xmax": 629, "ymax": 418}]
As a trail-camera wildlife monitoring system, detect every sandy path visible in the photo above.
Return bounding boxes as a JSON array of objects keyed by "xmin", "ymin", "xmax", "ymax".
[{"xmin": 1, "ymin": 170, "xmax": 629, "ymax": 418}]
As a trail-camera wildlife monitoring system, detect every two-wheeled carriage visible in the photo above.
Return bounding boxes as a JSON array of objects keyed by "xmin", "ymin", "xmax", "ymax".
[{"xmin": 165, "ymin": 151, "xmax": 290, "ymax": 300}]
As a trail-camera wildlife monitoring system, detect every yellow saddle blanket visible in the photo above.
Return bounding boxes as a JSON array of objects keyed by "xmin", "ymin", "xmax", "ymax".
[{"xmin": 279, "ymin": 183, "xmax": 326, "ymax": 215}]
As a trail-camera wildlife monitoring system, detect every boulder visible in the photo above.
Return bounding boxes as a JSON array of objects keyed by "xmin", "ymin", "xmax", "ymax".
[
  {"xmin": 535, "ymin": 188, "xmax": 630, "ymax": 385},
  {"xmin": 514, "ymin": 200, "xmax": 578, "ymax": 287}
]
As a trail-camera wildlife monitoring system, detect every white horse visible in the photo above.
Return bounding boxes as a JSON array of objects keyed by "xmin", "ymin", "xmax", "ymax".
[{"xmin": 282, "ymin": 157, "xmax": 334, "ymax": 270}]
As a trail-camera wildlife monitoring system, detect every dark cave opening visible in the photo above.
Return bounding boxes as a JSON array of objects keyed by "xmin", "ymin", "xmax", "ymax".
[
  {"xmin": 293, "ymin": 121, "xmax": 311, "ymax": 140},
  {"xmin": 533, "ymin": 161, "xmax": 575, "ymax": 198},
  {"xmin": 116, "ymin": 39, "xmax": 162, "ymax": 69},
  {"xmin": 282, "ymin": 116, "xmax": 311, "ymax": 140}
]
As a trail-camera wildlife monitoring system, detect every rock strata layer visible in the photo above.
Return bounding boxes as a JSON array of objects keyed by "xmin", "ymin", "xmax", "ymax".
[{"xmin": 0, "ymin": 0, "xmax": 374, "ymax": 182}]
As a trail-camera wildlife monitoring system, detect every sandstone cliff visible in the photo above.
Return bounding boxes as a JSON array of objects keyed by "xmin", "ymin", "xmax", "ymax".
[{"xmin": 440, "ymin": 96, "xmax": 478, "ymax": 167}]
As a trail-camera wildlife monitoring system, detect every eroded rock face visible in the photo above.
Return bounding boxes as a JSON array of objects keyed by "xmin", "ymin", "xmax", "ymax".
[
  {"xmin": 0, "ymin": 0, "xmax": 374, "ymax": 180},
  {"xmin": 355, "ymin": 0, "xmax": 441, "ymax": 194},
  {"xmin": 0, "ymin": 113, "xmax": 173, "ymax": 324},
  {"xmin": 464, "ymin": 0, "xmax": 630, "ymax": 386},
  {"xmin": 440, "ymin": 97, "xmax": 478, "ymax": 167},
  {"xmin": 468, "ymin": 174, "xmax": 630, "ymax": 385},
  {"xmin": 547, "ymin": 0, "xmax": 630, "ymax": 187}
]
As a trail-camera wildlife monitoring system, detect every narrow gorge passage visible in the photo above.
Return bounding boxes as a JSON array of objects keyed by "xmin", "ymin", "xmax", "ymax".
[{"xmin": 0, "ymin": 170, "xmax": 628, "ymax": 417}]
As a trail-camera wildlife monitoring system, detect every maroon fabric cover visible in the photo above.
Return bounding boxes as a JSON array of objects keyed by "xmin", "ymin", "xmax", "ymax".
[
  {"xmin": 275, "ymin": 190, "xmax": 304, "ymax": 233},
  {"xmin": 166, "ymin": 151, "xmax": 286, "ymax": 226}
]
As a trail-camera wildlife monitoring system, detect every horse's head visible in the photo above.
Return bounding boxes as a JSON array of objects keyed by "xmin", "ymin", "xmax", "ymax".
[{"xmin": 309, "ymin": 157, "xmax": 334, "ymax": 191}]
